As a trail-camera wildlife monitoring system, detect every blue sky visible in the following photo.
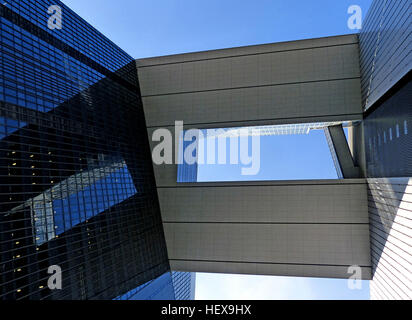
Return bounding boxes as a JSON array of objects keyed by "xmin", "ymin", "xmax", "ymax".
[
  {"xmin": 62, "ymin": 0, "xmax": 373, "ymax": 300},
  {"xmin": 197, "ymin": 130, "xmax": 338, "ymax": 182},
  {"xmin": 62, "ymin": 0, "xmax": 373, "ymax": 59}
]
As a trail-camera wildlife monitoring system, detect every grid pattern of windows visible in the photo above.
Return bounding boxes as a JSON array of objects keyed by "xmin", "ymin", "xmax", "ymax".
[
  {"xmin": 0, "ymin": 1, "xmax": 169, "ymax": 300},
  {"xmin": 364, "ymin": 74, "xmax": 412, "ymax": 178},
  {"xmin": 363, "ymin": 73, "xmax": 412, "ymax": 300},
  {"xmin": 115, "ymin": 272, "xmax": 175, "ymax": 300},
  {"xmin": 172, "ymin": 272, "xmax": 195, "ymax": 300},
  {"xmin": 359, "ymin": 0, "xmax": 411, "ymax": 110},
  {"xmin": 5, "ymin": 0, "xmax": 133, "ymax": 74}
]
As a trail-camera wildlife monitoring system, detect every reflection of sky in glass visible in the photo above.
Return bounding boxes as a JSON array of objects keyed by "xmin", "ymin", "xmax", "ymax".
[
  {"xmin": 0, "ymin": 117, "xmax": 27, "ymax": 139},
  {"xmin": 1, "ymin": 19, "xmax": 105, "ymax": 112},
  {"xmin": 52, "ymin": 165, "xmax": 137, "ymax": 236}
]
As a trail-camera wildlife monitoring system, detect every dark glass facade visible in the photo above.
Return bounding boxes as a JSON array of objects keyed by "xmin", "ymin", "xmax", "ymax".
[
  {"xmin": 172, "ymin": 272, "xmax": 196, "ymax": 300},
  {"xmin": 359, "ymin": 0, "xmax": 411, "ymax": 300},
  {"xmin": 359, "ymin": 0, "xmax": 410, "ymax": 110},
  {"xmin": 363, "ymin": 72, "xmax": 412, "ymax": 178},
  {"xmin": 0, "ymin": 0, "xmax": 171, "ymax": 300}
]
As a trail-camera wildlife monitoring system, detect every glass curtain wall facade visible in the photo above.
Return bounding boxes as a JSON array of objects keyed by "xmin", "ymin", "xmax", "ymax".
[
  {"xmin": 115, "ymin": 272, "xmax": 195, "ymax": 300},
  {"xmin": 363, "ymin": 75, "xmax": 412, "ymax": 178},
  {"xmin": 0, "ymin": 0, "xmax": 171, "ymax": 300}
]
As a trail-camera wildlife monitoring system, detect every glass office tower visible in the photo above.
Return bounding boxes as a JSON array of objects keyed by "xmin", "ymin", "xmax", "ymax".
[{"xmin": 0, "ymin": 0, "xmax": 194, "ymax": 300}]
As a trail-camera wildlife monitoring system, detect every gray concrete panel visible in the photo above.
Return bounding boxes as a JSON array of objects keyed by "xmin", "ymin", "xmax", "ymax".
[
  {"xmin": 158, "ymin": 181, "xmax": 368, "ymax": 224},
  {"xmin": 170, "ymin": 260, "xmax": 372, "ymax": 280},
  {"xmin": 138, "ymin": 35, "xmax": 371, "ymax": 280},
  {"xmin": 137, "ymin": 35, "xmax": 363, "ymax": 129},
  {"xmin": 165, "ymin": 223, "xmax": 371, "ymax": 279}
]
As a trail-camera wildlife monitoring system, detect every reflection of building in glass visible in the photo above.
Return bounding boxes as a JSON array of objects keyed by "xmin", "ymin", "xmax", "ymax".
[
  {"xmin": 204, "ymin": 122, "xmax": 350, "ymax": 138},
  {"xmin": 0, "ymin": 0, "xmax": 194, "ymax": 300},
  {"xmin": 9, "ymin": 161, "xmax": 137, "ymax": 246},
  {"xmin": 357, "ymin": 0, "xmax": 411, "ymax": 300}
]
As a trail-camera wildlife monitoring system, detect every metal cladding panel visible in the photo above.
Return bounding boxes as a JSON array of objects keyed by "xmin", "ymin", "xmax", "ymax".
[
  {"xmin": 361, "ymin": 2, "xmax": 412, "ymax": 298},
  {"xmin": 170, "ymin": 261, "xmax": 372, "ymax": 280},
  {"xmin": 368, "ymin": 178, "xmax": 412, "ymax": 300},
  {"xmin": 166, "ymin": 223, "xmax": 372, "ymax": 280},
  {"xmin": 158, "ymin": 181, "xmax": 369, "ymax": 224},
  {"xmin": 159, "ymin": 180, "xmax": 372, "ymax": 280},
  {"xmin": 362, "ymin": 69, "xmax": 412, "ymax": 300}
]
